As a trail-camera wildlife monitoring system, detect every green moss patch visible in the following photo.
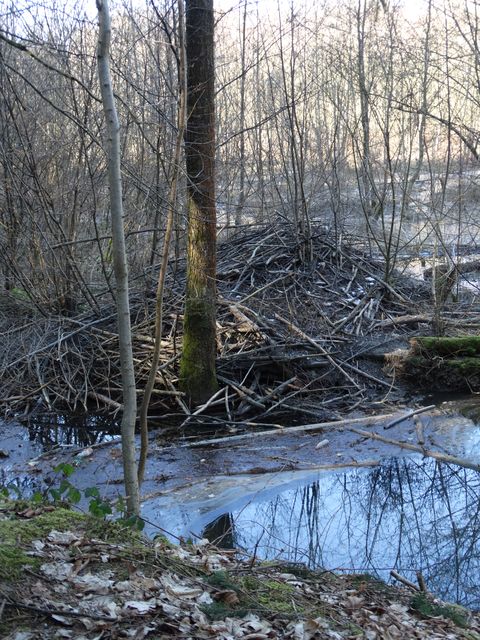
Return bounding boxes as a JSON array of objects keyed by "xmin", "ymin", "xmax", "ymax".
[
  {"xmin": 0, "ymin": 505, "xmax": 86, "ymax": 579},
  {"xmin": 446, "ymin": 357, "xmax": 480, "ymax": 375},
  {"xmin": 411, "ymin": 593, "xmax": 469, "ymax": 628},
  {"xmin": 412, "ymin": 336, "xmax": 480, "ymax": 358},
  {"xmin": 202, "ymin": 570, "xmax": 314, "ymax": 620},
  {"xmin": 0, "ymin": 501, "xmax": 150, "ymax": 581},
  {"xmin": 401, "ymin": 337, "xmax": 480, "ymax": 391}
]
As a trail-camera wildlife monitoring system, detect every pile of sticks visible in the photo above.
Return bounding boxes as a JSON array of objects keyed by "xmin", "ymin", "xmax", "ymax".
[{"xmin": 1, "ymin": 223, "xmax": 478, "ymax": 423}]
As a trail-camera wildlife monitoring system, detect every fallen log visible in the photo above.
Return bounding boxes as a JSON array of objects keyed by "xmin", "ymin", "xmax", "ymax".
[
  {"xmin": 182, "ymin": 412, "xmax": 399, "ymax": 448},
  {"xmin": 347, "ymin": 426, "xmax": 480, "ymax": 472},
  {"xmin": 390, "ymin": 336, "xmax": 480, "ymax": 392},
  {"xmin": 411, "ymin": 336, "xmax": 480, "ymax": 357},
  {"xmin": 374, "ymin": 314, "xmax": 431, "ymax": 329}
]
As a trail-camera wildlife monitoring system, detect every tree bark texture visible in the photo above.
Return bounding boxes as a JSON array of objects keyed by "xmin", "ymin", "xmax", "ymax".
[
  {"xmin": 96, "ymin": 0, "xmax": 139, "ymax": 516},
  {"xmin": 179, "ymin": 0, "xmax": 218, "ymax": 406}
]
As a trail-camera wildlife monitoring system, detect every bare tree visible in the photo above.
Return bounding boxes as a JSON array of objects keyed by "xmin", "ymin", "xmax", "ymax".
[{"xmin": 96, "ymin": 0, "xmax": 139, "ymax": 516}]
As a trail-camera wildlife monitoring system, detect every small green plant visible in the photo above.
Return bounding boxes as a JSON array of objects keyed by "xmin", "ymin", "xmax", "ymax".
[
  {"xmin": 206, "ymin": 570, "xmax": 241, "ymax": 592},
  {"xmin": 201, "ymin": 602, "xmax": 249, "ymax": 620},
  {"xmin": 1, "ymin": 461, "xmax": 144, "ymax": 531},
  {"xmin": 10, "ymin": 287, "xmax": 31, "ymax": 301},
  {"xmin": 1, "ymin": 484, "xmax": 21, "ymax": 499}
]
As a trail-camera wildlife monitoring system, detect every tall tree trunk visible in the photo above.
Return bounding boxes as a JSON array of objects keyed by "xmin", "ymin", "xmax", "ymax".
[
  {"xmin": 179, "ymin": 0, "xmax": 218, "ymax": 406},
  {"xmin": 96, "ymin": 0, "xmax": 139, "ymax": 516}
]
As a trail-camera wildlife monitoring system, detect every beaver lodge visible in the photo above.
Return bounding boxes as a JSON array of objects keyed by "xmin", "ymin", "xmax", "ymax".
[{"xmin": 1, "ymin": 222, "xmax": 480, "ymax": 428}]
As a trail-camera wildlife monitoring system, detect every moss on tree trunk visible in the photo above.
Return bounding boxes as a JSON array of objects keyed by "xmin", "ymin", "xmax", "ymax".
[
  {"xmin": 180, "ymin": 287, "xmax": 218, "ymax": 404},
  {"xmin": 179, "ymin": 0, "xmax": 218, "ymax": 406}
]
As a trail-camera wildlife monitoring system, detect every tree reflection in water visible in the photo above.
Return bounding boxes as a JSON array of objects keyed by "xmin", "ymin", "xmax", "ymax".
[
  {"xmin": 26, "ymin": 414, "xmax": 119, "ymax": 449},
  {"xmin": 0, "ymin": 469, "xmax": 42, "ymax": 497},
  {"xmin": 202, "ymin": 457, "xmax": 480, "ymax": 609},
  {"xmin": 203, "ymin": 513, "xmax": 236, "ymax": 548}
]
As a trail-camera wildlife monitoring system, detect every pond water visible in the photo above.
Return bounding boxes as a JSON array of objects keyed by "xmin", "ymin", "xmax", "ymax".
[
  {"xmin": 2, "ymin": 407, "xmax": 480, "ymax": 609},
  {"xmin": 0, "ymin": 414, "xmax": 120, "ymax": 496},
  {"xmin": 146, "ymin": 455, "xmax": 480, "ymax": 610},
  {"xmin": 23, "ymin": 413, "xmax": 120, "ymax": 448},
  {"xmin": 214, "ymin": 459, "xmax": 480, "ymax": 609},
  {"xmin": 144, "ymin": 439, "xmax": 480, "ymax": 610}
]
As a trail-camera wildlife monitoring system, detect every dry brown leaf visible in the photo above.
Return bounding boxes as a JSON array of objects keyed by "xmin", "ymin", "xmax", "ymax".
[
  {"xmin": 159, "ymin": 601, "xmax": 182, "ymax": 616},
  {"xmin": 160, "ymin": 573, "xmax": 204, "ymax": 599},
  {"xmin": 47, "ymin": 530, "xmax": 81, "ymax": 545},
  {"xmin": 17, "ymin": 507, "xmax": 40, "ymax": 518},
  {"xmin": 72, "ymin": 571, "xmax": 115, "ymax": 594},
  {"xmin": 213, "ymin": 589, "xmax": 240, "ymax": 605},
  {"xmin": 40, "ymin": 561, "xmax": 73, "ymax": 581},
  {"xmin": 345, "ymin": 594, "xmax": 365, "ymax": 610}
]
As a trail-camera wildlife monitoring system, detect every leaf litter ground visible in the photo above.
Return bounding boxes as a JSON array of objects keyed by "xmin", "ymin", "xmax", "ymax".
[{"xmin": 1, "ymin": 501, "xmax": 480, "ymax": 639}]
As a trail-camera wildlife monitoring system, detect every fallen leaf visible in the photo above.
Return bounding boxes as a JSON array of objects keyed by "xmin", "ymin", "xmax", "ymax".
[
  {"xmin": 345, "ymin": 595, "xmax": 364, "ymax": 610},
  {"xmin": 41, "ymin": 561, "xmax": 73, "ymax": 581},
  {"xmin": 123, "ymin": 600, "xmax": 157, "ymax": 614},
  {"xmin": 131, "ymin": 624, "xmax": 158, "ymax": 639},
  {"xmin": 30, "ymin": 539, "xmax": 46, "ymax": 553},
  {"xmin": 160, "ymin": 601, "xmax": 182, "ymax": 616},
  {"xmin": 75, "ymin": 447, "xmax": 94, "ymax": 458},
  {"xmin": 54, "ymin": 630, "xmax": 73, "ymax": 638},
  {"xmin": 72, "ymin": 571, "xmax": 115, "ymax": 593},
  {"xmin": 17, "ymin": 507, "xmax": 40, "ymax": 518},
  {"xmin": 48, "ymin": 530, "xmax": 81, "ymax": 545},
  {"xmin": 304, "ymin": 617, "xmax": 329, "ymax": 633},
  {"xmin": 161, "ymin": 574, "xmax": 203, "ymax": 599},
  {"xmin": 84, "ymin": 595, "xmax": 120, "ymax": 619}
]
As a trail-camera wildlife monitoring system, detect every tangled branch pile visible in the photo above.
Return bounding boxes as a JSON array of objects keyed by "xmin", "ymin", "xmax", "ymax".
[{"xmin": 0, "ymin": 224, "xmax": 475, "ymax": 423}]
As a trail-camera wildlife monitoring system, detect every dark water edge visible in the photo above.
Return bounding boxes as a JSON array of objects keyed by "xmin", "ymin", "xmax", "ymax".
[{"xmin": 22, "ymin": 413, "xmax": 121, "ymax": 448}]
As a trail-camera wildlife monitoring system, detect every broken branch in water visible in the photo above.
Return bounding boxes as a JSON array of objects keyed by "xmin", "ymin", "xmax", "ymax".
[
  {"xmin": 348, "ymin": 427, "xmax": 480, "ymax": 472},
  {"xmin": 384, "ymin": 404, "xmax": 435, "ymax": 430}
]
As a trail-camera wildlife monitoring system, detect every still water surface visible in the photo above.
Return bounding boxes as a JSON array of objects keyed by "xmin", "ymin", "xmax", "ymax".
[{"xmin": 175, "ymin": 457, "xmax": 480, "ymax": 609}]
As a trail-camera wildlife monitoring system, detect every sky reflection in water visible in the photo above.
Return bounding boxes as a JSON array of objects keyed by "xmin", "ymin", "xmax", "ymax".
[{"xmin": 201, "ymin": 457, "xmax": 480, "ymax": 609}]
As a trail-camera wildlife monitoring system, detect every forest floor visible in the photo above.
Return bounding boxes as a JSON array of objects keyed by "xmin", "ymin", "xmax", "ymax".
[{"xmin": 1, "ymin": 499, "xmax": 480, "ymax": 640}]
